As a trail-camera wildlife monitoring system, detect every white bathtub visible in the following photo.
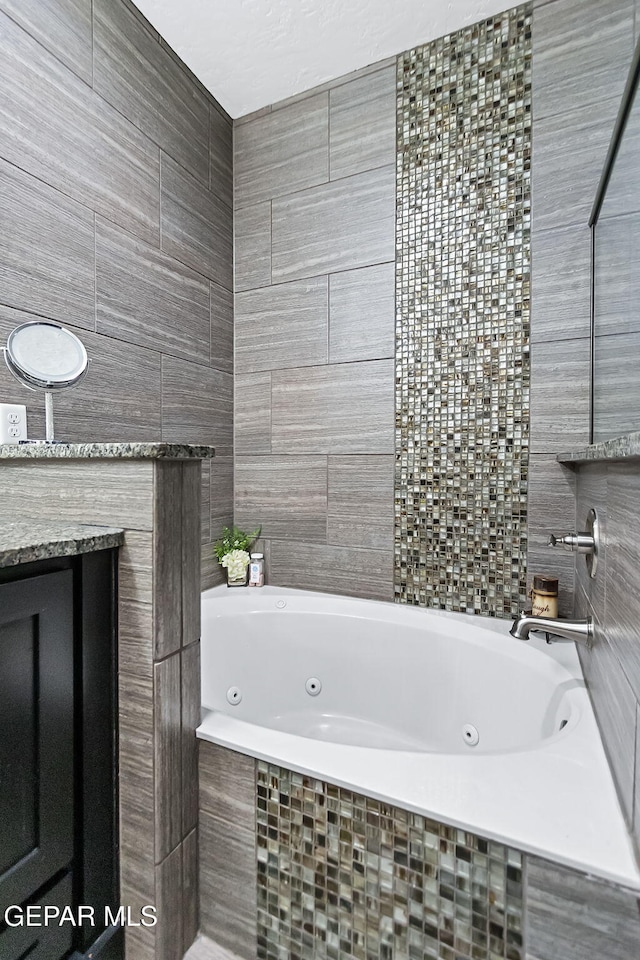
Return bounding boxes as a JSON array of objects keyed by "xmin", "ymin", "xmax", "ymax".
[{"xmin": 197, "ymin": 585, "xmax": 640, "ymax": 890}]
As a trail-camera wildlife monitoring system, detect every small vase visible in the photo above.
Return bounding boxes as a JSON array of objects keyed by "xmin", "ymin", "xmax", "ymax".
[{"xmin": 226, "ymin": 566, "xmax": 248, "ymax": 587}]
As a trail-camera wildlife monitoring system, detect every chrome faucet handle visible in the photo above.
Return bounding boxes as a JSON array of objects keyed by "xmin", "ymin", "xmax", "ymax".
[{"xmin": 547, "ymin": 532, "xmax": 595, "ymax": 554}]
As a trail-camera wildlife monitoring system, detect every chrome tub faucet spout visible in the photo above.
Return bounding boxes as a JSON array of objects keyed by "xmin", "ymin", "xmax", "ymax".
[{"xmin": 510, "ymin": 614, "xmax": 593, "ymax": 646}]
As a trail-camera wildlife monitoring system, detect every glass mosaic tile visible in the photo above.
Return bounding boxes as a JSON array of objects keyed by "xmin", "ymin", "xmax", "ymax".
[
  {"xmin": 395, "ymin": 6, "xmax": 532, "ymax": 617},
  {"xmin": 256, "ymin": 762, "xmax": 523, "ymax": 960}
]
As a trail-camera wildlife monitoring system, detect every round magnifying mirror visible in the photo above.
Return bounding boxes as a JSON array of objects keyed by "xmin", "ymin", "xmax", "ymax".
[{"xmin": 3, "ymin": 321, "xmax": 89, "ymax": 443}]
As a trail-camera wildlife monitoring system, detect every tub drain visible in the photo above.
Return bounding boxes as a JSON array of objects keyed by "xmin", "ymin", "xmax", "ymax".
[{"xmin": 462, "ymin": 723, "xmax": 479, "ymax": 747}]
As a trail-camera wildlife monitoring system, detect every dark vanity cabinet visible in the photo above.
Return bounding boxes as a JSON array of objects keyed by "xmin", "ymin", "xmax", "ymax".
[{"xmin": 0, "ymin": 551, "xmax": 121, "ymax": 960}]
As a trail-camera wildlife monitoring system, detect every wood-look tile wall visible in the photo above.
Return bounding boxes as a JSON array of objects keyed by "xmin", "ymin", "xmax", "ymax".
[
  {"xmin": 0, "ymin": 0, "xmax": 232, "ymax": 589},
  {"xmin": 1, "ymin": 456, "xmax": 203, "ymax": 960},
  {"xmin": 528, "ymin": 0, "xmax": 635, "ymax": 614},
  {"xmin": 233, "ymin": 62, "xmax": 396, "ymax": 601},
  {"xmin": 530, "ymin": 0, "xmax": 640, "ymax": 867},
  {"xmin": 572, "ymin": 461, "xmax": 640, "ymax": 861}
]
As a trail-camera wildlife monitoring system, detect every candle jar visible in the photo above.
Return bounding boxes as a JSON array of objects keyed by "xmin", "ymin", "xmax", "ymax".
[{"xmin": 531, "ymin": 574, "xmax": 559, "ymax": 618}]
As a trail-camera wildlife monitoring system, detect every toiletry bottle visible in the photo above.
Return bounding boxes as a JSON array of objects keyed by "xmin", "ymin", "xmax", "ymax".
[
  {"xmin": 531, "ymin": 574, "xmax": 558, "ymax": 618},
  {"xmin": 248, "ymin": 553, "xmax": 265, "ymax": 587}
]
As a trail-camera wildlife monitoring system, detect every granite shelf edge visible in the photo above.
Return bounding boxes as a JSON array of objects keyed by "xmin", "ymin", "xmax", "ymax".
[
  {"xmin": 0, "ymin": 442, "xmax": 215, "ymax": 460},
  {"xmin": 557, "ymin": 431, "xmax": 640, "ymax": 465},
  {"xmin": 0, "ymin": 521, "xmax": 125, "ymax": 568}
]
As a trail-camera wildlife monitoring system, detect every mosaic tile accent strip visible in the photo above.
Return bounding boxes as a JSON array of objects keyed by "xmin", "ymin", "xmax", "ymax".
[
  {"xmin": 256, "ymin": 762, "xmax": 524, "ymax": 960},
  {"xmin": 395, "ymin": 7, "xmax": 532, "ymax": 616}
]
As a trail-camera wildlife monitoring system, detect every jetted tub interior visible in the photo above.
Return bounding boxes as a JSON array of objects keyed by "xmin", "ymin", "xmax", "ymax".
[{"xmin": 201, "ymin": 590, "xmax": 578, "ymax": 755}]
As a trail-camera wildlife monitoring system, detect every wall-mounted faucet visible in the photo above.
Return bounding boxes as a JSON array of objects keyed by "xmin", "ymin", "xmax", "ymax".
[
  {"xmin": 547, "ymin": 508, "xmax": 599, "ymax": 579},
  {"xmin": 510, "ymin": 614, "xmax": 593, "ymax": 646}
]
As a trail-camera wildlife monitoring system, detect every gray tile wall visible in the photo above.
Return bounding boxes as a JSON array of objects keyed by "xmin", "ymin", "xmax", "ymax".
[
  {"xmin": 1, "ymin": 457, "xmax": 204, "ymax": 960},
  {"xmin": 199, "ymin": 742, "xmax": 256, "ymax": 959},
  {"xmin": 531, "ymin": 0, "xmax": 640, "ymax": 865},
  {"xmin": 573, "ymin": 460, "xmax": 640, "ymax": 856},
  {"xmin": 233, "ymin": 64, "xmax": 396, "ymax": 601},
  {"xmin": 529, "ymin": 0, "xmax": 635, "ymax": 613},
  {"xmin": 0, "ymin": 0, "xmax": 233, "ymax": 590}
]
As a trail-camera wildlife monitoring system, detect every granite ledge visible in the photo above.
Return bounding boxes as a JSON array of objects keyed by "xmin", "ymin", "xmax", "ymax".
[
  {"xmin": 0, "ymin": 442, "xmax": 215, "ymax": 460},
  {"xmin": 557, "ymin": 432, "xmax": 640, "ymax": 465},
  {"xmin": 0, "ymin": 520, "xmax": 125, "ymax": 568}
]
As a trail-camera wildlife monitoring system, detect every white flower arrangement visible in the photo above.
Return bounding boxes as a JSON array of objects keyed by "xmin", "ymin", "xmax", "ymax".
[
  {"xmin": 214, "ymin": 525, "xmax": 261, "ymax": 585},
  {"xmin": 220, "ymin": 549, "xmax": 250, "ymax": 581}
]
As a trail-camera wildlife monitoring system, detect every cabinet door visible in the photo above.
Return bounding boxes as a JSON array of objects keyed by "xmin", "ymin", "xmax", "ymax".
[{"xmin": 0, "ymin": 570, "xmax": 74, "ymax": 911}]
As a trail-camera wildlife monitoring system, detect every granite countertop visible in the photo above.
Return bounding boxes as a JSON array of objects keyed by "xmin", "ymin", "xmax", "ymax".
[
  {"xmin": 0, "ymin": 442, "xmax": 215, "ymax": 460},
  {"xmin": 0, "ymin": 520, "xmax": 125, "ymax": 568},
  {"xmin": 557, "ymin": 431, "xmax": 640, "ymax": 465}
]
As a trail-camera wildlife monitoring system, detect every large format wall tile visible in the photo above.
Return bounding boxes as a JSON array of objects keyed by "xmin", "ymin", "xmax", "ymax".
[
  {"xmin": 209, "ymin": 104, "xmax": 233, "ymax": 204},
  {"xmin": 48, "ymin": 328, "xmax": 162, "ymax": 443},
  {"xmin": 181, "ymin": 461, "xmax": 202, "ymax": 647},
  {"xmin": 594, "ymin": 332, "xmax": 640, "ymax": 439},
  {"xmin": 234, "ymin": 202, "xmax": 272, "ymax": 293},
  {"xmin": 119, "ymin": 671, "xmax": 156, "ymax": 932},
  {"xmin": 271, "ymin": 165, "xmax": 395, "ymax": 282},
  {"xmin": 328, "ymin": 262, "xmax": 395, "ymax": 362},
  {"xmin": 233, "ymin": 67, "xmax": 395, "ymax": 602},
  {"xmin": 269, "ymin": 540, "xmax": 394, "ymax": 601},
  {"xmin": 154, "ymin": 654, "xmax": 182, "ymax": 862},
  {"xmin": 0, "ymin": 315, "xmax": 164, "ymax": 445},
  {"xmin": 155, "ymin": 845, "xmax": 183, "ymax": 960},
  {"xmin": 153, "ymin": 462, "xmax": 183, "ymax": 661},
  {"xmin": 532, "ymin": 0, "xmax": 633, "ymax": 121},
  {"xmin": 604, "ymin": 463, "xmax": 640, "ymax": 702},
  {"xmin": 161, "ymin": 153, "xmax": 232, "ymax": 289},
  {"xmin": 210, "ymin": 282, "xmax": 233, "ymax": 374},
  {"xmin": 235, "ymin": 456, "xmax": 327, "ymax": 542},
  {"xmin": 235, "ymin": 277, "xmax": 328, "ymax": 373},
  {"xmin": 329, "ymin": 66, "xmax": 396, "ymax": 179},
  {"xmin": 0, "ymin": 460, "xmax": 154, "ymax": 528},
  {"xmin": 181, "ymin": 642, "xmax": 200, "ymax": 837},
  {"xmin": 0, "ymin": 10, "xmax": 160, "ymax": 244},
  {"xmin": 234, "ymin": 373, "xmax": 271, "ymax": 456},
  {"xmin": 594, "ymin": 212, "xmax": 640, "ymax": 338},
  {"xmin": 234, "ymin": 94, "xmax": 328, "ymax": 207},
  {"xmin": 0, "ymin": 0, "xmax": 92, "ymax": 83},
  {"xmin": 200, "ymin": 461, "xmax": 211, "ymax": 544},
  {"xmin": 533, "ymin": 97, "xmax": 620, "ymax": 232},
  {"xmin": 635, "ymin": 703, "xmax": 640, "ymax": 852},
  {"xmin": 526, "ymin": 454, "xmax": 576, "ymax": 616},
  {"xmin": 96, "ymin": 218, "xmax": 210, "ymax": 364},
  {"xmin": 271, "ymin": 360, "xmax": 394, "ymax": 454},
  {"xmin": 0, "ymin": 159, "xmax": 94, "ymax": 330},
  {"xmin": 530, "ymin": 223, "xmax": 591, "ymax": 343},
  {"xmin": 574, "ymin": 464, "xmax": 607, "ymax": 623},
  {"xmin": 530, "ymin": 338, "xmax": 591, "ymax": 453},
  {"xmin": 93, "ymin": 0, "xmax": 209, "ymax": 184},
  {"xmin": 199, "ymin": 742, "xmax": 255, "ymax": 827},
  {"xmin": 181, "ymin": 829, "xmax": 199, "ymax": 956},
  {"xmin": 162, "ymin": 356, "xmax": 233, "ymax": 457},
  {"xmin": 209, "ymin": 457, "xmax": 234, "ymax": 541},
  {"xmin": 527, "ymin": 857, "xmax": 640, "ymax": 960},
  {"xmin": 199, "ymin": 742, "xmax": 256, "ymax": 960},
  {"xmin": 327, "ymin": 455, "xmax": 394, "ymax": 550},
  {"xmin": 578, "ymin": 624, "xmax": 637, "ymax": 826}
]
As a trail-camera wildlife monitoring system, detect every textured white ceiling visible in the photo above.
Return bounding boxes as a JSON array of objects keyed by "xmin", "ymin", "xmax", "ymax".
[{"xmin": 132, "ymin": 0, "xmax": 511, "ymax": 118}]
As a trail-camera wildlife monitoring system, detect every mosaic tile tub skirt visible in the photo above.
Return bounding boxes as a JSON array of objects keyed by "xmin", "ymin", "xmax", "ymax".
[{"xmin": 256, "ymin": 762, "xmax": 524, "ymax": 960}]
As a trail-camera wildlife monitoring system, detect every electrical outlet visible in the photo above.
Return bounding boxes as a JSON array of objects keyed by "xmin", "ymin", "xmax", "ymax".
[{"xmin": 0, "ymin": 403, "xmax": 28, "ymax": 443}]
